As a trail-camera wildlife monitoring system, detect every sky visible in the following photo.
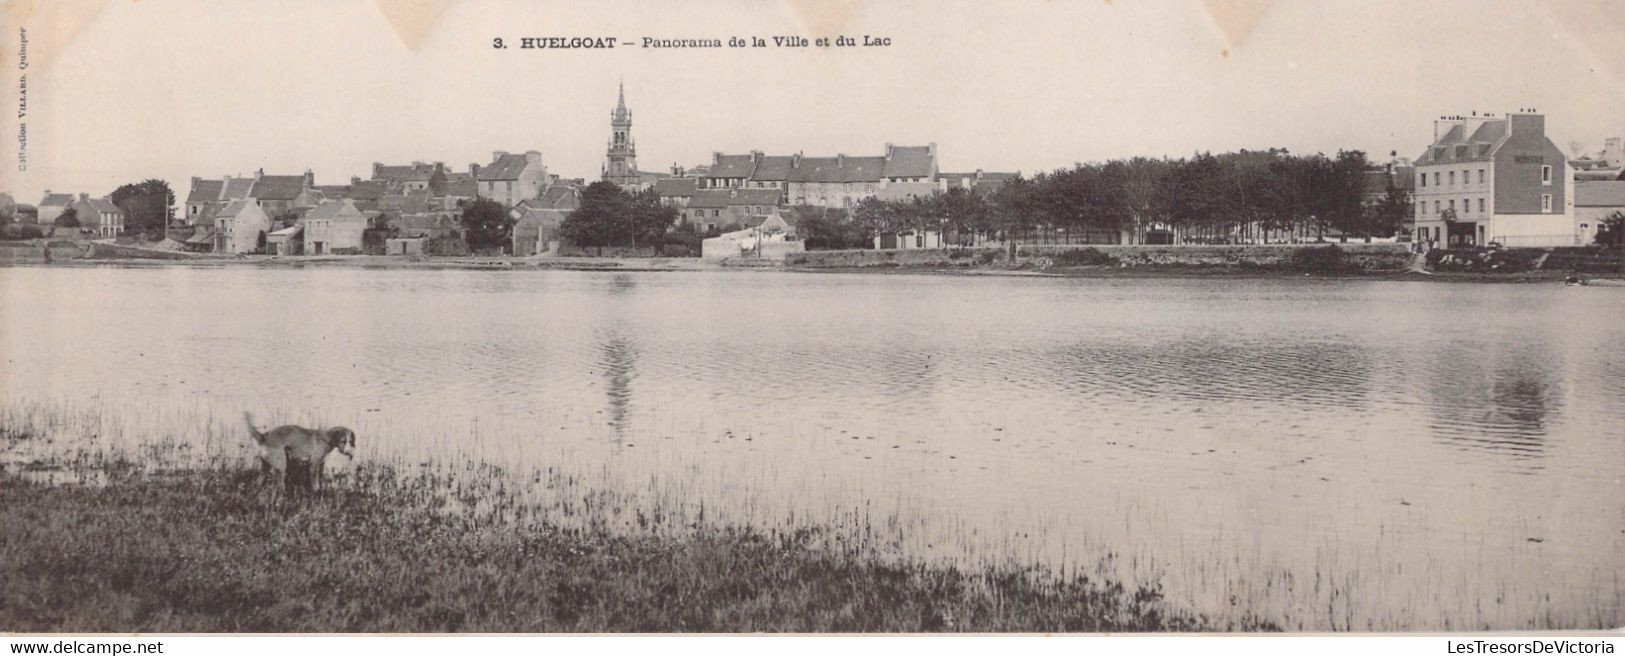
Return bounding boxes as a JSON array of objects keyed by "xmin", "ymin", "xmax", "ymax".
[{"xmin": 1, "ymin": 0, "xmax": 1622, "ymax": 205}]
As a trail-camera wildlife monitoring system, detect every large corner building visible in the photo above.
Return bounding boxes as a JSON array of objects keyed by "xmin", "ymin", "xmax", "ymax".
[{"xmin": 1413, "ymin": 111, "xmax": 1575, "ymax": 247}]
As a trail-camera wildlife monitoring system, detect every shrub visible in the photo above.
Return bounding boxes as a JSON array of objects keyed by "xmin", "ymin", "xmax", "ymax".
[{"xmin": 1, "ymin": 224, "xmax": 45, "ymax": 240}]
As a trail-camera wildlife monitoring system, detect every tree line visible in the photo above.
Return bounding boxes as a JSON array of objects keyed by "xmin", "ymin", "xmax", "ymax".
[{"xmin": 798, "ymin": 149, "xmax": 1413, "ymax": 249}]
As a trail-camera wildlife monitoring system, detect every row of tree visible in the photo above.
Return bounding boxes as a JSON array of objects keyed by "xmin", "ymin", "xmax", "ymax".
[{"xmin": 809, "ymin": 149, "xmax": 1413, "ymax": 248}]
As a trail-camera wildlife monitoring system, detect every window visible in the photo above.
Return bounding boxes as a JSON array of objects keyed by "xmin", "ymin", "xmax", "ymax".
[
  {"xmin": 1541, "ymin": 165, "xmax": 1552, "ymax": 184},
  {"xmin": 1541, "ymin": 194, "xmax": 1552, "ymax": 212},
  {"xmin": 1419, "ymin": 173, "xmax": 1427, "ymax": 188},
  {"xmin": 1449, "ymin": 199, "xmax": 1456, "ymax": 211},
  {"xmin": 1433, "ymin": 200, "xmax": 1440, "ymax": 214},
  {"xmin": 1449, "ymin": 171, "xmax": 1456, "ymax": 186},
  {"xmin": 1434, "ymin": 172, "xmax": 1441, "ymax": 186},
  {"xmin": 1478, "ymin": 169, "xmax": 1486, "ymax": 184},
  {"xmin": 1478, "ymin": 198, "xmax": 1485, "ymax": 213}
]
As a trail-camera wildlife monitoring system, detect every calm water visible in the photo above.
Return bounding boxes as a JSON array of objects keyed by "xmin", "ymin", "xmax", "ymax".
[{"xmin": 2, "ymin": 265, "xmax": 1622, "ymax": 630}]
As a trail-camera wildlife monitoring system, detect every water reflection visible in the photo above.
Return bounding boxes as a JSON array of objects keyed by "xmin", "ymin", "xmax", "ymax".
[
  {"xmin": 1427, "ymin": 339, "xmax": 1562, "ymax": 465},
  {"xmin": 597, "ymin": 330, "xmax": 638, "ymax": 442}
]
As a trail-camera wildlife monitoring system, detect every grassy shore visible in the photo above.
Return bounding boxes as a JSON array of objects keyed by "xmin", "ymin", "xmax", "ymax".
[{"xmin": 0, "ymin": 463, "xmax": 1255, "ymax": 633}]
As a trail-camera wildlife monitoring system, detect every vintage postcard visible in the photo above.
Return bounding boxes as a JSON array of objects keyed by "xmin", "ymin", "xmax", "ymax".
[{"xmin": 1, "ymin": 0, "xmax": 1622, "ymax": 640}]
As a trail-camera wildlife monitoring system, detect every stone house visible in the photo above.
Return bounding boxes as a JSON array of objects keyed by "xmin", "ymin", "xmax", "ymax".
[
  {"xmin": 215, "ymin": 200, "xmax": 271, "ymax": 254},
  {"xmin": 303, "ymin": 199, "xmax": 367, "ymax": 255},
  {"xmin": 476, "ymin": 150, "xmax": 547, "ymax": 206},
  {"xmin": 68, "ymin": 194, "xmax": 125, "ymax": 238}
]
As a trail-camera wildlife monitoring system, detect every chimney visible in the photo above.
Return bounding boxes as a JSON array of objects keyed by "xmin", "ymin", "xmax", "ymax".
[
  {"xmin": 411, "ymin": 161, "xmax": 425, "ymax": 167},
  {"xmin": 470, "ymin": 163, "xmax": 481, "ymax": 175},
  {"xmin": 190, "ymin": 176, "xmax": 201, "ymax": 190},
  {"xmin": 492, "ymin": 151, "xmax": 509, "ymax": 162},
  {"xmin": 713, "ymin": 152, "xmax": 723, "ymax": 165},
  {"xmin": 221, "ymin": 176, "xmax": 232, "ymax": 200},
  {"xmin": 837, "ymin": 154, "xmax": 846, "ymax": 169},
  {"xmin": 885, "ymin": 142, "xmax": 894, "ymax": 158},
  {"xmin": 255, "ymin": 168, "xmax": 264, "ymax": 180},
  {"xmin": 928, "ymin": 142, "xmax": 938, "ymax": 159},
  {"xmin": 304, "ymin": 169, "xmax": 314, "ymax": 188},
  {"xmin": 79, "ymin": 193, "xmax": 89, "ymax": 202},
  {"xmin": 373, "ymin": 162, "xmax": 383, "ymax": 179},
  {"xmin": 433, "ymin": 161, "xmax": 445, "ymax": 173},
  {"xmin": 351, "ymin": 175, "xmax": 361, "ymax": 185},
  {"xmin": 525, "ymin": 150, "xmax": 542, "ymax": 167},
  {"xmin": 791, "ymin": 153, "xmax": 801, "ymax": 168},
  {"xmin": 1509, "ymin": 112, "xmax": 1545, "ymax": 138}
]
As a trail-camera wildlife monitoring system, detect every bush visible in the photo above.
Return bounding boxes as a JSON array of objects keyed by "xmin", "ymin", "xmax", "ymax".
[
  {"xmin": 1048, "ymin": 247, "xmax": 1117, "ymax": 267},
  {"xmin": 1287, "ymin": 245, "xmax": 1348, "ymax": 272},
  {"xmin": 1, "ymin": 224, "xmax": 45, "ymax": 240}
]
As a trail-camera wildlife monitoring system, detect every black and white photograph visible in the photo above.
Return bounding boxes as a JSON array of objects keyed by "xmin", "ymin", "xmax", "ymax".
[{"xmin": 0, "ymin": 0, "xmax": 1621, "ymax": 644}]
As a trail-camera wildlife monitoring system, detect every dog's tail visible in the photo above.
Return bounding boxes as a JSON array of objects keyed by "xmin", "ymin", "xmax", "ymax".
[{"xmin": 244, "ymin": 412, "xmax": 267, "ymax": 444}]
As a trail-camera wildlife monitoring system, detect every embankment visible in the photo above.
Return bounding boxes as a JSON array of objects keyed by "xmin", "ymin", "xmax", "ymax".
[{"xmin": 786, "ymin": 243, "xmax": 1415, "ymax": 273}]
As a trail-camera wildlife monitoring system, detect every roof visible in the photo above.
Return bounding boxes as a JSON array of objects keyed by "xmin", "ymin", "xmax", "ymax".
[
  {"xmin": 789, "ymin": 156, "xmax": 886, "ymax": 183},
  {"xmin": 536, "ymin": 185, "xmax": 579, "ymax": 210},
  {"xmin": 187, "ymin": 179, "xmax": 224, "ymax": 204},
  {"xmin": 374, "ymin": 163, "xmax": 441, "ymax": 182},
  {"xmin": 654, "ymin": 178, "xmax": 699, "ymax": 197},
  {"xmin": 438, "ymin": 174, "xmax": 478, "ymax": 198},
  {"xmin": 85, "ymin": 198, "xmax": 121, "ymax": 214},
  {"xmin": 349, "ymin": 180, "xmax": 389, "ymax": 201},
  {"xmin": 379, "ymin": 191, "xmax": 431, "ymax": 214},
  {"xmin": 268, "ymin": 225, "xmax": 304, "ymax": 238},
  {"xmin": 477, "ymin": 153, "xmax": 538, "ymax": 181},
  {"xmin": 751, "ymin": 156, "xmax": 797, "ymax": 181},
  {"xmin": 1416, "ymin": 118, "xmax": 1507, "ymax": 165},
  {"xmin": 687, "ymin": 188, "xmax": 782, "ymax": 209},
  {"xmin": 221, "ymin": 178, "xmax": 256, "ymax": 200},
  {"xmin": 218, "ymin": 200, "xmax": 259, "ymax": 218},
  {"xmin": 40, "ymin": 193, "xmax": 73, "ymax": 207},
  {"xmin": 1575, "ymin": 181, "xmax": 1625, "ymax": 207},
  {"xmin": 249, "ymin": 175, "xmax": 308, "ymax": 201},
  {"xmin": 305, "ymin": 200, "xmax": 364, "ymax": 221},
  {"xmin": 186, "ymin": 228, "xmax": 216, "ymax": 244},
  {"xmin": 707, "ymin": 154, "xmax": 756, "ymax": 179},
  {"xmin": 882, "ymin": 145, "xmax": 936, "ymax": 178},
  {"xmin": 192, "ymin": 202, "xmax": 221, "ymax": 227}
]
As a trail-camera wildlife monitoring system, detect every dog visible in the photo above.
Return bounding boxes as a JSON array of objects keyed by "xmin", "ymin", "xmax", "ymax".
[{"xmin": 244, "ymin": 412, "xmax": 356, "ymax": 492}]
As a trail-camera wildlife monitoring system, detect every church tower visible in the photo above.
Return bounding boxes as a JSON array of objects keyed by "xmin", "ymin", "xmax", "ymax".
[{"xmin": 603, "ymin": 80, "xmax": 639, "ymax": 188}]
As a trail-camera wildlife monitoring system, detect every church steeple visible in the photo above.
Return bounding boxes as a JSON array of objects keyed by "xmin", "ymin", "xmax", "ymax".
[{"xmin": 604, "ymin": 80, "xmax": 639, "ymax": 187}]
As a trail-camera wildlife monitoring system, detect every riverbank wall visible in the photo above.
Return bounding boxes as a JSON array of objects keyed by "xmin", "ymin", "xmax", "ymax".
[{"xmin": 786, "ymin": 243, "xmax": 1416, "ymax": 272}]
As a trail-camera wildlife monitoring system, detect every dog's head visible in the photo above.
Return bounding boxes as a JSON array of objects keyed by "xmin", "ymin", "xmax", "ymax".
[{"xmin": 326, "ymin": 427, "xmax": 357, "ymax": 457}]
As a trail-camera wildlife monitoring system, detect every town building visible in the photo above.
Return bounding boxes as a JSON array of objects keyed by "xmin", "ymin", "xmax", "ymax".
[
  {"xmin": 511, "ymin": 185, "xmax": 580, "ymax": 257},
  {"xmin": 653, "ymin": 177, "xmax": 698, "ymax": 208},
  {"xmin": 1574, "ymin": 180, "xmax": 1625, "ymax": 246},
  {"xmin": 36, "ymin": 191, "xmax": 74, "ymax": 225},
  {"xmin": 372, "ymin": 162, "xmax": 447, "ymax": 193},
  {"xmin": 214, "ymin": 200, "xmax": 271, "ymax": 254},
  {"xmin": 692, "ymin": 144, "xmax": 939, "ymax": 209},
  {"xmin": 303, "ymin": 199, "xmax": 367, "ymax": 255},
  {"xmin": 1413, "ymin": 111, "xmax": 1574, "ymax": 247},
  {"xmin": 68, "ymin": 193, "xmax": 125, "ymax": 238},
  {"xmin": 685, "ymin": 188, "xmax": 782, "ymax": 233},
  {"xmin": 248, "ymin": 169, "xmax": 317, "ymax": 217},
  {"xmin": 476, "ymin": 150, "xmax": 547, "ymax": 207}
]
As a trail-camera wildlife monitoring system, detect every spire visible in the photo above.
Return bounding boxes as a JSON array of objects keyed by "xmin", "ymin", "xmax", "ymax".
[{"xmin": 617, "ymin": 77, "xmax": 626, "ymax": 113}]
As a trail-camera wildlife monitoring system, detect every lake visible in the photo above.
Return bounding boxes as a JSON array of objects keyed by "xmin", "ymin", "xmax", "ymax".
[{"xmin": 2, "ymin": 265, "xmax": 1621, "ymax": 630}]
